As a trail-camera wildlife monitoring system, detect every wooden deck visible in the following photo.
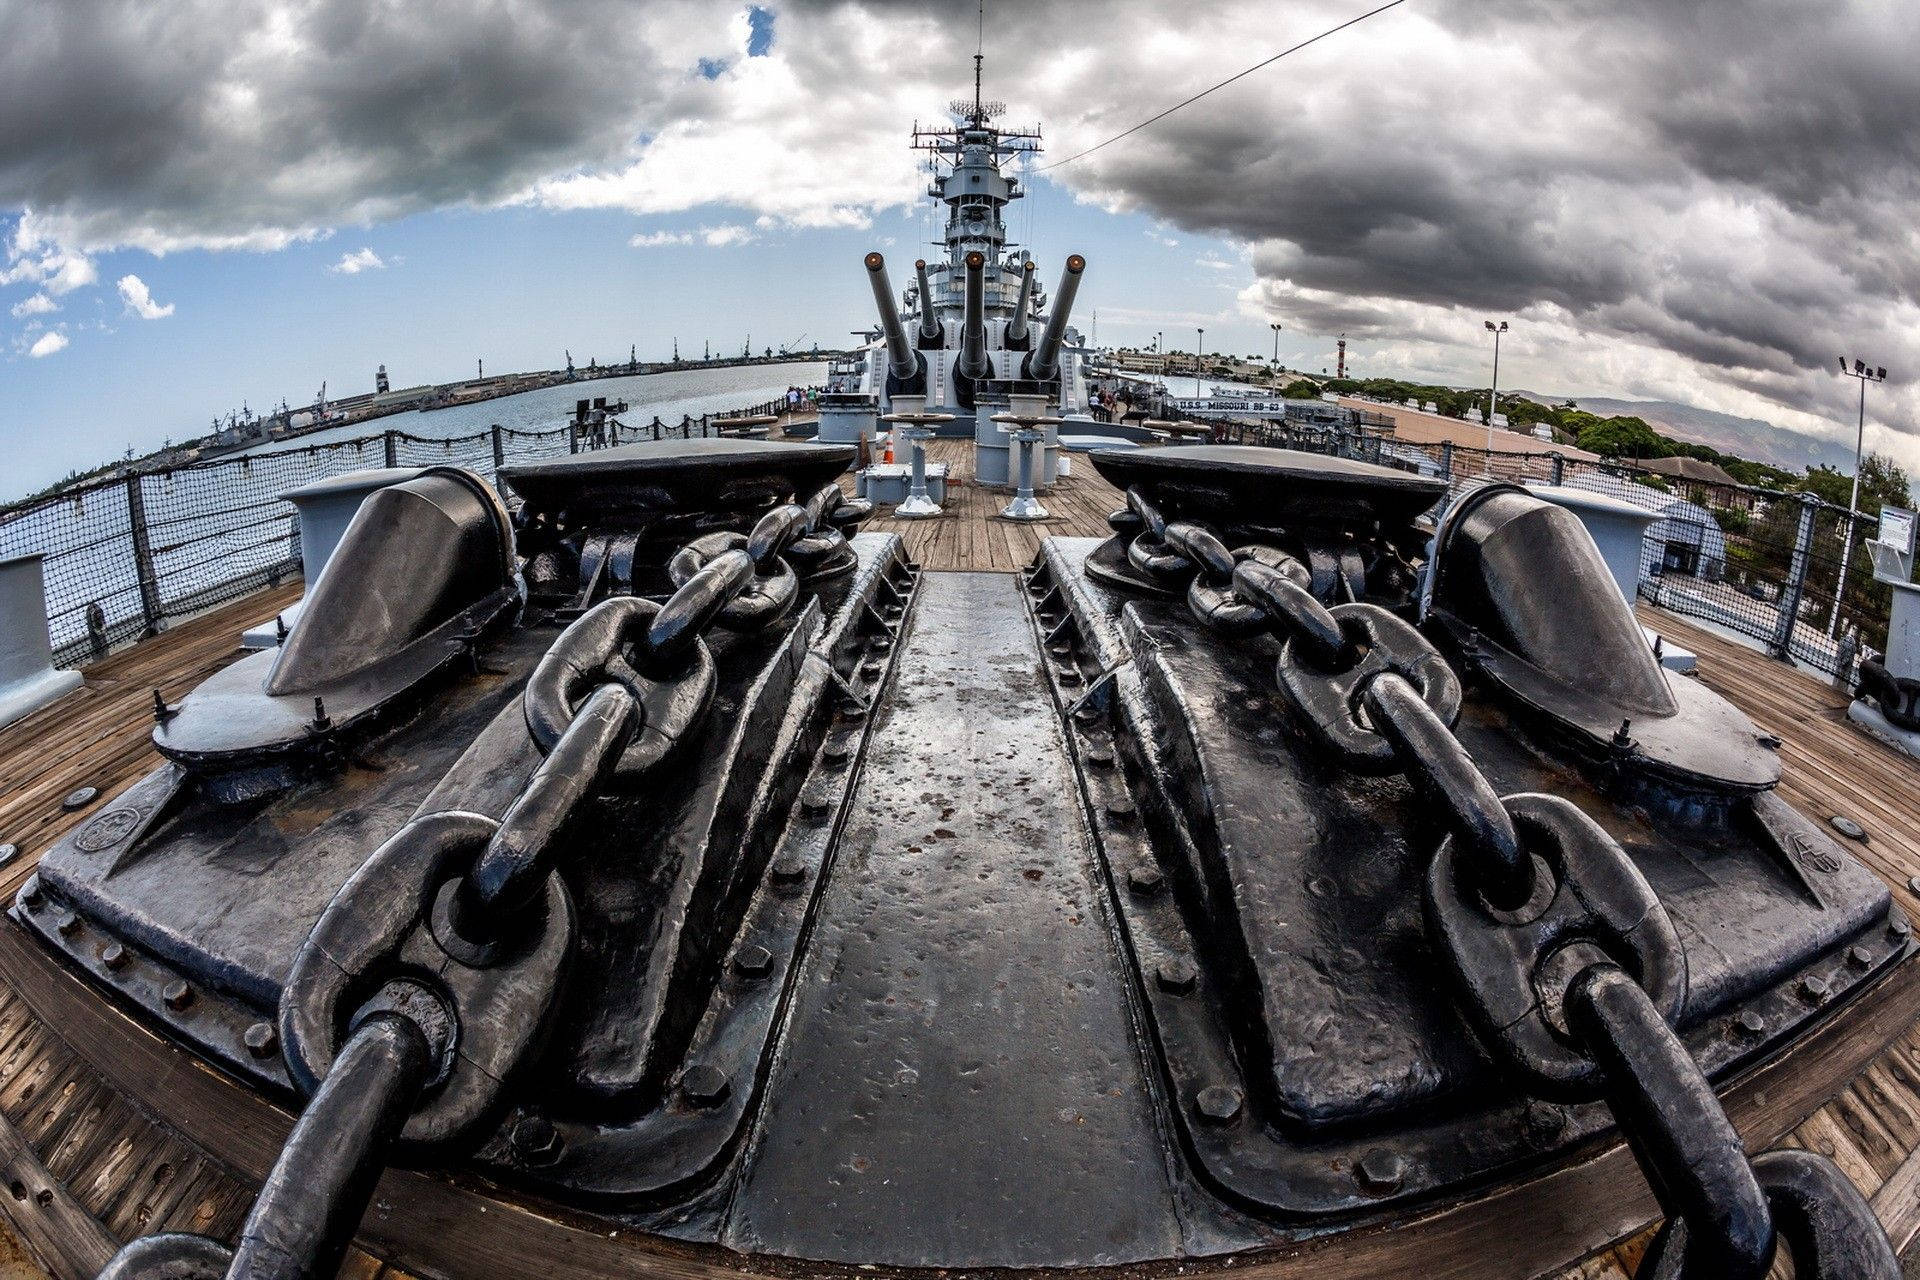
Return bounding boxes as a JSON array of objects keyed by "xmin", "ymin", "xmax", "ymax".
[{"xmin": 0, "ymin": 459, "xmax": 1917, "ymax": 1277}]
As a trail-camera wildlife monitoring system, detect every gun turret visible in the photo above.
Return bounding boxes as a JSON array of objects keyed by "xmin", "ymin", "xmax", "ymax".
[
  {"xmin": 914, "ymin": 259, "xmax": 943, "ymax": 347},
  {"xmin": 864, "ymin": 252, "xmax": 921, "ymax": 386},
  {"xmin": 1005, "ymin": 260, "xmax": 1037, "ymax": 351},
  {"xmin": 957, "ymin": 251, "xmax": 992, "ymax": 384},
  {"xmin": 1023, "ymin": 254, "xmax": 1085, "ymax": 383}
]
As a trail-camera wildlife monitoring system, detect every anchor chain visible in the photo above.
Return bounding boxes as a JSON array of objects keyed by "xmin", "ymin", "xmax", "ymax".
[
  {"xmin": 98, "ymin": 484, "xmax": 867, "ymax": 1280},
  {"xmin": 1115, "ymin": 485, "xmax": 1899, "ymax": 1280}
]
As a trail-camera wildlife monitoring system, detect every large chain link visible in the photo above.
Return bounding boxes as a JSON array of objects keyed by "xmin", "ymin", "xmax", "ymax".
[
  {"xmin": 1113, "ymin": 485, "xmax": 1898, "ymax": 1280},
  {"xmin": 99, "ymin": 483, "xmax": 868, "ymax": 1280}
]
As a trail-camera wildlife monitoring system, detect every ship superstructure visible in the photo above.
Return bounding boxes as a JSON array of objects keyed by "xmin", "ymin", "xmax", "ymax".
[{"xmin": 855, "ymin": 75, "xmax": 1088, "ymax": 420}]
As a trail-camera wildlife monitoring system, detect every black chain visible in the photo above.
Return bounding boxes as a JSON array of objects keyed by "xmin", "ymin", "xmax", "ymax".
[
  {"xmin": 1113, "ymin": 486, "xmax": 1899, "ymax": 1280},
  {"xmin": 98, "ymin": 483, "xmax": 866, "ymax": 1280}
]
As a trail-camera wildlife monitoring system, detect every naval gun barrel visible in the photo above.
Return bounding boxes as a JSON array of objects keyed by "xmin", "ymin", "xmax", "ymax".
[
  {"xmin": 914, "ymin": 259, "xmax": 943, "ymax": 346},
  {"xmin": 864, "ymin": 252, "xmax": 920, "ymax": 383},
  {"xmin": 1005, "ymin": 260, "xmax": 1037, "ymax": 350},
  {"xmin": 958, "ymin": 251, "xmax": 992, "ymax": 383},
  {"xmin": 1023, "ymin": 254, "xmax": 1086, "ymax": 383}
]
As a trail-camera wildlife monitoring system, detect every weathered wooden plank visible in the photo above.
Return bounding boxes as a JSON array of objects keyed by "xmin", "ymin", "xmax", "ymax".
[{"xmin": 0, "ymin": 1108, "xmax": 115, "ymax": 1280}]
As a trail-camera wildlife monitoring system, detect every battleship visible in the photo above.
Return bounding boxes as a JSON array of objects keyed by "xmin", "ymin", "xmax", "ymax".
[{"xmin": 0, "ymin": 53, "xmax": 1910, "ymax": 1280}]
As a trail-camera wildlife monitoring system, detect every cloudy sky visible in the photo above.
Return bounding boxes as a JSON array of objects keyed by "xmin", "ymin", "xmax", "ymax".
[{"xmin": 2, "ymin": 0, "xmax": 1916, "ymax": 494}]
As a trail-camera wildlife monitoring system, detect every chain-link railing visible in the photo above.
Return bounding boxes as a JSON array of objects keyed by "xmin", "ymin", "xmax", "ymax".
[
  {"xmin": 0, "ymin": 395, "xmax": 811, "ymax": 670},
  {"xmin": 1192, "ymin": 412, "xmax": 1886, "ymax": 681}
]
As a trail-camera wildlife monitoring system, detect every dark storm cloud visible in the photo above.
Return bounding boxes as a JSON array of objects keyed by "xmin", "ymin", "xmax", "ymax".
[
  {"xmin": 2, "ymin": 0, "xmax": 1914, "ymax": 443},
  {"xmin": 0, "ymin": 0, "xmax": 680, "ymax": 249}
]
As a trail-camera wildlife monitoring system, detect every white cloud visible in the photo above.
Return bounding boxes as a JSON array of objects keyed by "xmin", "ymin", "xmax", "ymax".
[
  {"xmin": 699, "ymin": 224, "xmax": 755, "ymax": 247},
  {"xmin": 328, "ymin": 247, "xmax": 386, "ymax": 275},
  {"xmin": 27, "ymin": 331, "xmax": 69, "ymax": 358},
  {"xmin": 116, "ymin": 275, "xmax": 174, "ymax": 319},
  {"xmin": 1196, "ymin": 254, "xmax": 1234, "ymax": 271},
  {"xmin": 9, "ymin": 293, "xmax": 57, "ymax": 318},
  {"xmin": 630, "ymin": 229, "xmax": 693, "ymax": 247}
]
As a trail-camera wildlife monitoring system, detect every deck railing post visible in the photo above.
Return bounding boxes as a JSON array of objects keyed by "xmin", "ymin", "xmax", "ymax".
[
  {"xmin": 1550, "ymin": 452, "xmax": 1565, "ymax": 486},
  {"xmin": 567, "ymin": 421, "xmax": 580, "ymax": 454},
  {"xmin": 1770, "ymin": 492, "xmax": 1821, "ymax": 661},
  {"xmin": 1440, "ymin": 441, "xmax": 1454, "ymax": 481},
  {"xmin": 122, "ymin": 475, "xmax": 164, "ymax": 636},
  {"xmin": 490, "ymin": 425, "xmax": 505, "ymax": 472},
  {"xmin": 382, "ymin": 431, "xmax": 398, "ymax": 469}
]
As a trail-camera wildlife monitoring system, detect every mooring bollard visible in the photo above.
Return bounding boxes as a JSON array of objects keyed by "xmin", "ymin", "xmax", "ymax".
[
  {"xmin": 897, "ymin": 426, "xmax": 941, "ymax": 518},
  {"xmin": 1001, "ymin": 429, "xmax": 1049, "ymax": 521}
]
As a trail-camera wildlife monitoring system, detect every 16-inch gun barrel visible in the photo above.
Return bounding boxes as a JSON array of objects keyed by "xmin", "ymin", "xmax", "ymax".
[
  {"xmin": 865, "ymin": 252, "xmax": 920, "ymax": 383},
  {"xmin": 1023, "ymin": 254, "xmax": 1085, "ymax": 383},
  {"xmin": 958, "ymin": 251, "xmax": 992, "ymax": 383},
  {"xmin": 1005, "ymin": 260, "xmax": 1037, "ymax": 350},
  {"xmin": 914, "ymin": 259, "xmax": 943, "ymax": 346}
]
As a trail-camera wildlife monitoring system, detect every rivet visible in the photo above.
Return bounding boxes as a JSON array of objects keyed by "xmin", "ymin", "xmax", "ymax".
[
  {"xmin": 1890, "ymin": 915, "xmax": 1911, "ymax": 941},
  {"xmin": 244, "ymin": 1022, "xmax": 278, "ymax": 1058},
  {"xmin": 1085, "ymin": 748, "xmax": 1115, "ymax": 769},
  {"xmin": 1848, "ymin": 945, "xmax": 1873, "ymax": 970},
  {"xmin": 680, "ymin": 1063, "xmax": 731, "ymax": 1108},
  {"xmin": 1736, "ymin": 1010, "xmax": 1766, "ymax": 1037},
  {"xmin": 1800, "ymin": 974, "xmax": 1831, "ymax": 1004},
  {"xmin": 1049, "ymin": 642, "xmax": 1072, "ymax": 657},
  {"xmin": 1195, "ymin": 1085, "xmax": 1243, "ymax": 1125},
  {"xmin": 771, "ymin": 858, "xmax": 807, "ymax": 885},
  {"xmin": 511, "ymin": 1114, "xmax": 563, "ymax": 1166},
  {"xmin": 61, "ymin": 787, "xmax": 99, "ymax": 812},
  {"xmin": 801, "ymin": 788, "xmax": 833, "ymax": 823},
  {"xmin": 1156, "ymin": 958, "xmax": 1198, "ymax": 994},
  {"xmin": 822, "ymin": 742, "xmax": 852, "ymax": 767},
  {"xmin": 1058, "ymin": 670, "xmax": 1083, "ymax": 686},
  {"xmin": 835, "ymin": 702, "xmax": 868, "ymax": 724},
  {"xmin": 1127, "ymin": 864, "xmax": 1164, "ymax": 897},
  {"xmin": 163, "ymin": 981, "xmax": 193, "ymax": 1011},
  {"xmin": 861, "ymin": 661, "xmax": 884, "ymax": 680},
  {"xmin": 733, "ymin": 945, "xmax": 774, "ymax": 979},
  {"xmin": 100, "ymin": 942, "xmax": 128, "ymax": 971},
  {"xmin": 54, "ymin": 912, "xmax": 80, "ymax": 938},
  {"xmin": 871, "ymin": 636, "xmax": 892, "ymax": 653},
  {"xmin": 1356, "ymin": 1148, "xmax": 1406, "ymax": 1194},
  {"xmin": 1105, "ymin": 798, "xmax": 1137, "ymax": 823}
]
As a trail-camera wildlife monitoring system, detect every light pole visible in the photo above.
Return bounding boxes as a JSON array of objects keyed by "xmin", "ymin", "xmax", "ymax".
[
  {"xmin": 1829, "ymin": 357, "xmax": 1889, "ymax": 637},
  {"xmin": 1484, "ymin": 320, "xmax": 1508, "ymax": 463},
  {"xmin": 1196, "ymin": 327, "xmax": 1205, "ymax": 399},
  {"xmin": 1270, "ymin": 322, "xmax": 1283, "ymax": 367}
]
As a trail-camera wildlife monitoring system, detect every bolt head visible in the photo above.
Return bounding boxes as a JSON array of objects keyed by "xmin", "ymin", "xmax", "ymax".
[
  {"xmin": 1156, "ymin": 958, "xmax": 1198, "ymax": 994},
  {"xmin": 61, "ymin": 787, "xmax": 99, "ymax": 812},
  {"xmin": 801, "ymin": 789, "xmax": 833, "ymax": 823},
  {"xmin": 771, "ymin": 858, "xmax": 807, "ymax": 886},
  {"xmin": 1127, "ymin": 864, "xmax": 1164, "ymax": 897},
  {"xmin": 54, "ymin": 911, "xmax": 80, "ymax": 938},
  {"xmin": 1830, "ymin": 815, "xmax": 1869, "ymax": 843},
  {"xmin": 1523, "ymin": 1101, "xmax": 1566, "ymax": 1143},
  {"xmin": 680, "ymin": 1063, "xmax": 731, "ymax": 1108},
  {"xmin": 1890, "ymin": 914, "xmax": 1912, "ymax": 941},
  {"xmin": 511, "ymin": 1114, "xmax": 563, "ymax": 1165},
  {"xmin": 1085, "ymin": 748, "xmax": 1116, "ymax": 769},
  {"xmin": 822, "ymin": 742, "xmax": 852, "ymax": 766},
  {"xmin": 1848, "ymin": 945, "xmax": 1873, "ymax": 970},
  {"xmin": 1736, "ymin": 1010, "xmax": 1766, "ymax": 1036},
  {"xmin": 1194, "ymin": 1085, "xmax": 1243, "ymax": 1125},
  {"xmin": 1356, "ymin": 1148, "xmax": 1407, "ymax": 1194},
  {"xmin": 733, "ymin": 945, "xmax": 774, "ymax": 979},
  {"xmin": 0, "ymin": 844, "xmax": 17, "ymax": 868},
  {"xmin": 1800, "ymin": 974, "xmax": 1832, "ymax": 1004},
  {"xmin": 1909, "ymin": 875, "xmax": 1920, "ymax": 897},
  {"xmin": 17, "ymin": 877, "xmax": 41, "ymax": 909},
  {"xmin": 244, "ymin": 1022, "xmax": 278, "ymax": 1058},
  {"xmin": 163, "ymin": 980, "xmax": 193, "ymax": 1012},
  {"xmin": 100, "ymin": 942, "xmax": 128, "ymax": 971},
  {"xmin": 1105, "ymin": 798, "xmax": 1137, "ymax": 823}
]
